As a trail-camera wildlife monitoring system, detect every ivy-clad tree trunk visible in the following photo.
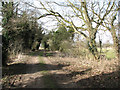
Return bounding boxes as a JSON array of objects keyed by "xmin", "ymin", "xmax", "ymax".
[
  {"xmin": 2, "ymin": 2, "xmax": 14, "ymax": 66},
  {"xmin": 87, "ymin": 29, "xmax": 98, "ymax": 59},
  {"xmin": 111, "ymin": 29, "xmax": 119, "ymax": 59}
]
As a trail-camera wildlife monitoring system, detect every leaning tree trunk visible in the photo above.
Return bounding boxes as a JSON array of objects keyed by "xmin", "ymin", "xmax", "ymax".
[{"xmin": 111, "ymin": 30, "xmax": 119, "ymax": 59}]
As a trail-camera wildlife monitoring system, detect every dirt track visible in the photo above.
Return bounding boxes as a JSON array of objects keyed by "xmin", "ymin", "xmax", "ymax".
[
  {"xmin": 2, "ymin": 50, "xmax": 119, "ymax": 88},
  {"xmin": 2, "ymin": 56, "xmax": 45, "ymax": 88}
]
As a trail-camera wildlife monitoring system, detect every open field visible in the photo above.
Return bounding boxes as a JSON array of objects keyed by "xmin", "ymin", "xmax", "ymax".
[{"xmin": 97, "ymin": 47, "xmax": 116, "ymax": 59}]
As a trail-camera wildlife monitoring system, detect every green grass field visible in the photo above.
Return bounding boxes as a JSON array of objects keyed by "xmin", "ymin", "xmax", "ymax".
[{"xmin": 97, "ymin": 47, "xmax": 116, "ymax": 59}]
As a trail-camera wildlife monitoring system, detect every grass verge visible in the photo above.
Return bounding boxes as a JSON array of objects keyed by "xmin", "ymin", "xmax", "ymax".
[{"xmin": 97, "ymin": 48, "xmax": 116, "ymax": 59}]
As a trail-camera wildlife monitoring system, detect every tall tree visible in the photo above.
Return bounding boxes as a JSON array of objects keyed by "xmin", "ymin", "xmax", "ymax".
[
  {"xmin": 99, "ymin": 2, "xmax": 119, "ymax": 59},
  {"xmin": 2, "ymin": 2, "xmax": 14, "ymax": 65},
  {"xmin": 41, "ymin": 25, "xmax": 74, "ymax": 51},
  {"xmin": 1, "ymin": 2, "xmax": 44, "ymax": 65},
  {"xmin": 36, "ymin": 0, "xmax": 116, "ymax": 59}
]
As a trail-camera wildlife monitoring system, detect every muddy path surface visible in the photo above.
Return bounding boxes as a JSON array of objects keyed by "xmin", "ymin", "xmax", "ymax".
[{"xmin": 2, "ymin": 50, "xmax": 119, "ymax": 88}]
